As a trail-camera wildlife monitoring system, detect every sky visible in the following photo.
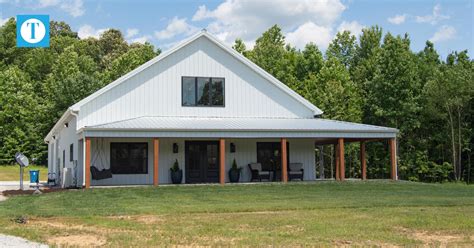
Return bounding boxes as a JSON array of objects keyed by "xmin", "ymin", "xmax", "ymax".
[{"xmin": 1, "ymin": 0, "xmax": 472, "ymax": 59}]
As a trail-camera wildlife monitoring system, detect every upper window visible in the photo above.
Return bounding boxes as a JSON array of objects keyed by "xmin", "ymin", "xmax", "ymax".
[
  {"xmin": 182, "ymin": 77, "xmax": 224, "ymax": 107},
  {"xmin": 110, "ymin": 143, "xmax": 148, "ymax": 174}
]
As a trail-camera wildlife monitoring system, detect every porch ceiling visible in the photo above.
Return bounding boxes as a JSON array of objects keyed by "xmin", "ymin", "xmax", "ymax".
[{"xmin": 80, "ymin": 116, "xmax": 398, "ymax": 139}]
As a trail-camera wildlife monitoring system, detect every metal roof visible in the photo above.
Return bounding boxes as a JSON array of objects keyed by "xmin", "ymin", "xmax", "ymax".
[{"xmin": 84, "ymin": 116, "xmax": 398, "ymax": 134}]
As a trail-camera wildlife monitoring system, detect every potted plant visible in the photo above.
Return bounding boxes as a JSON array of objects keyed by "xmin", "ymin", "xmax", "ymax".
[
  {"xmin": 228, "ymin": 159, "xmax": 242, "ymax": 183},
  {"xmin": 170, "ymin": 159, "xmax": 182, "ymax": 184}
]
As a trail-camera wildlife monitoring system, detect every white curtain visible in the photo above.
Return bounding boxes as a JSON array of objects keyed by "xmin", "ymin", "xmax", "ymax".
[{"xmin": 91, "ymin": 138, "xmax": 110, "ymax": 170}]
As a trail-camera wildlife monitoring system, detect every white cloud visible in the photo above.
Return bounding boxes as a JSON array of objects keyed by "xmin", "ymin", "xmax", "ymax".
[
  {"xmin": 287, "ymin": 22, "xmax": 332, "ymax": 49},
  {"xmin": 387, "ymin": 14, "xmax": 407, "ymax": 25},
  {"xmin": 1, "ymin": 18, "xmax": 9, "ymax": 26},
  {"xmin": 154, "ymin": 17, "xmax": 198, "ymax": 40},
  {"xmin": 38, "ymin": 0, "xmax": 85, "ymax": 17},
  {"xmin": 192, "ymin": 0, "xmax": 346, "ymax": 45},
  {"xmin": 430, "ymin": 25, "xmax": 456, "ymax": 42},
  {"xmin": 337, "ymin": 21, "xmax": 365, "ymax": 37},
  {"xmin": 192, "ymin": 5, "xmax": 211, "ymax": 21},
  {"xmin": 126, "ymin": 28, "xmax": 139, "ymax": 39},
  {"xmin": 77, "ymin": 25, "xmax": 108, "ymax": 39},
  {"xmin": 416, "ymin": 4, "xmax": 449, "ymax": 25},
  {"xmin": 130, "ymin": 35, "xmax": 152, "ymax": 44}
]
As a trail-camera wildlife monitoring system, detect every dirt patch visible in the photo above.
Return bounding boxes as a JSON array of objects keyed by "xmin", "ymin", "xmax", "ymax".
[
  {"xmin": 48, "ymin": 234, "xmax": 106, "ymax": 247},
  {"xmin": 398, "ymin": 227, "xmax": 465, "ymax": 247},
  {"xmin": 411, "ymin": 230, "xmax": 463, "ymax": 246},
  {"xmin": 2, "ymin": 188, "xmax": 68, "ymax": 196},
  {"xmin": 134, "ymin": 215, "xmax": 165, "ymax": 224}
]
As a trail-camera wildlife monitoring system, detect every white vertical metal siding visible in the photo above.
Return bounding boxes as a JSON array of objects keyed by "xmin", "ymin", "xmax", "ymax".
[
  {"xmin": 77, "ymin": 36, "xmax": 314, "ymax": 128},
  {"xmin": 49, "ymin": 116, "xmax": 80, "ymax": 184}
]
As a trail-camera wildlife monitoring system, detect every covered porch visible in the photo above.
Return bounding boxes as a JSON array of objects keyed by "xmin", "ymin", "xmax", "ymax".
[{"xmin": 79, "ymin": 116, "xmax": 398, "ymax": 188}]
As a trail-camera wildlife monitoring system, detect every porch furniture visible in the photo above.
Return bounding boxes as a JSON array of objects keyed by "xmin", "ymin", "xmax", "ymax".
[
  {"xmin": 248, "ymin": 163, "xmax": 271, "ymax": 182},
  {"xmin": 288, "ymin": 163, "xmax": 304, "ymax": 181},
  {"xmin": 90, "ymin": 166, "xmax": 112, "ymax": 180}
]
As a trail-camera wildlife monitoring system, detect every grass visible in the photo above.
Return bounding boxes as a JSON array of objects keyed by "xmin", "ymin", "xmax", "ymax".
[
  {"xmin": 0, "ymin": 165, "xmax": 48, "ymax": 181},
  {"xmin": 0, "ymin": 181, "xmax": 473, "ymax": 246}
]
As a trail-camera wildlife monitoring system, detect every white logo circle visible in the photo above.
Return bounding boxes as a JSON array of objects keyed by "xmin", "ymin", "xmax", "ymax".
[{"xmin": 20, "ymin": 18, "xmax": 46, "ymax": 44}]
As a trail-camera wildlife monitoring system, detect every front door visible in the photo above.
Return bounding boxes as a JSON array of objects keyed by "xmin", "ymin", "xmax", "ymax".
[{"xmin": 185, "ymin": 141, "xmax": 219, "ymax": 183}]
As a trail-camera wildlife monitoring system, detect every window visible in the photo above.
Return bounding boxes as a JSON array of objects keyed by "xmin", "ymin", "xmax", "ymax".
[
  {"xmin": 110, "ymin": 143, "xmax": 148, "ymax": 174},
  {"xmin": 257, "ymin": 142, "xmax": 290, "ymax": 171},
  {"xmin": 182, "ymin": 76, "xmax": 224, "ymax": 106},
  {"xmin": 69, "ymin": 144, "xmax": 73, "ymax": 161},
  {"xmin": 62, "ymin": 150, "xmax": 66, "ymax": 168}
]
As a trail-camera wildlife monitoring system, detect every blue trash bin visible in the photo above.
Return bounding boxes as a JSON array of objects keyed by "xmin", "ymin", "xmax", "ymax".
[{"xmin": 29, "ymin": 170, "xmax": 39, "ymax": 184}]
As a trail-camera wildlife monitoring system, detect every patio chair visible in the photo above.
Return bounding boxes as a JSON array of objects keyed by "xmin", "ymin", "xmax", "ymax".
[
  {"xmin": 288, "ymin": 163, "xmax": 304, "ymax": 181},
  {"xmin": 248, "ymin": 163, "xmax": 271, "ymax": 182}
]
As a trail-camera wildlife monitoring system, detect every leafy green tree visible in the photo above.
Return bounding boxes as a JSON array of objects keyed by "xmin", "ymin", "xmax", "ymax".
[
  {"xmin": 306, "ymin": 57, "xmax": 361, "ymax": 122},
  {"xmin": 45, "ymin": 46, "xmax": 101, "ymax": 118},
  {"xmin": 424, "ymin": 51, "xmax": 473, "ymax": 180},
  {"xmin": 296, "ymin": 43, "xmax": 324, "ymax": 80},
  {"xmin": 104, "ymin": 43, "xmax": 159, "ymax": 82},
  {"xmin": 250, "ymin": 25, "xmax": 286, "ymax": 77},
  {"xmin": 326, "ymin": 31, "xmax": 357, "ymax": 68},
  {"xmin": 98, "ymin": 29, "xmax": 129, "ymax": 69},
  {"xmin": 0, "ymin": 67, "xmax": 42, "ymax": 163},
  {"xmin": 50, "ymin": 21, "xmax": 77, "ymax": 38},
  {"xmin": 232, "ymin": 38, "xmax": 247, "ymax": 56}
]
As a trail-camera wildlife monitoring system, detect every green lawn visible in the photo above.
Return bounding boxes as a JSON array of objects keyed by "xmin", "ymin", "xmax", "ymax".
[
  {"xmin": 0, "ymin": 165, "xmax": 48, "ymax": 181},
  {"xmin": 0, "ymin": 181, "xmax": 472, "ymax": 246}
]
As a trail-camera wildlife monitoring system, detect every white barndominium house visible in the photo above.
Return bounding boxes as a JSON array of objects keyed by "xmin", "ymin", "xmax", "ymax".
[{"xmin": 45, "ymin": 30, "xmax": 398, "ymax": 188}]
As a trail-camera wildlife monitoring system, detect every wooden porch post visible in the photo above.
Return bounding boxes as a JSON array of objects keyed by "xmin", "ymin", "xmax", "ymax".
[
  {"xmin": 390, "ymin": 138, "xmax": 397, "ymax": 180},
  {"xmin": 85, "ymin": 137, "xmax": 91, "ymax": 189},
  {"xmin": 338, "ymin": 138, "xmax": 345, "ymax": 181},
  {"xmin": 360, "ymin": 141, "xmax": 367, "ymax": 180},
  {"xmin": 335, "ymin": 144, "xmax": 340, "ymax": 181},
  {"xmin": 281, "ymin": 138, "xmax": 288, "ymax": 183},
  {"xmin": 153, "ymin": 138, "xmax": 159, "ymax": 186},
  {"xmin": 219, "ymin": 138, "xmax": 225, "ymax": 185}
]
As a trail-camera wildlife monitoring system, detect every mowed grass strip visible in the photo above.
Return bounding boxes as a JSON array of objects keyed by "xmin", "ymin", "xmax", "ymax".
[
  {"xmin": 0, "ymin": 181, "xmax": 473, "ymax": 246},
  {"xmin": 0, "ymin": 165, "xmax": 48, "ymax": 181}
]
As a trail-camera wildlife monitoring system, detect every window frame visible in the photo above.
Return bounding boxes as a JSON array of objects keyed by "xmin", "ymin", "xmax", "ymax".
[
  {"xmin": 110, "ymin": 142, "xmax": 149, "ymax": 175},
  {"xmin": 181, "ymin": 76, "xmax": 225, "ymax": 107}
]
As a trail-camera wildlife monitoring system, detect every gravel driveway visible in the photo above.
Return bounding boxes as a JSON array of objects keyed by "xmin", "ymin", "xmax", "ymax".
[
  {"xmin": 0, "ymin": 182, "xmax": 49, "ymax": 247},
  {"xmin": 0, "ymin": 234, "xmax": 48, "ymax": 248}
]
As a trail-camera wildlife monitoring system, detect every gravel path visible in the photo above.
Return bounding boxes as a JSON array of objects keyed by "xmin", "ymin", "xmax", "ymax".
[
  {"xmin": 0, "ymin": 234, "xmax": 48, "ymax": 248},
  {"xmin": 0, "ymin": 182, "xmax": 49, "ymax": 247}
]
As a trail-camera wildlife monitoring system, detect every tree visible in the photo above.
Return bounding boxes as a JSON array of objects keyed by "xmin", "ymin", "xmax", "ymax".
[
  {"xmin": 250, "ymin": 25, "xmax": 286, "ymax": 77},
  {"xmin": 296, "ymin": 43, "xmax": 324, "ymax": 80},
  {"xmin": 104, "ymin": 43, "xmax": 159, "ymax": 82},
  {"xmin": 326, "ymin": 31, "xmax": 357, "ymax": 68},
  {"xmin": 424, "ymin": 51, "xmax": 473, "ymax": 180},
  {"xmin": 232, "ymin": 38, "xmax": 247, "ymax": 56},
  {"xmin": 45, "ymin": 46, "xmax": 102, "ymax": 119},
  {"xmin": 50, "ymin": 21, "xmax": 78, "ymax": 38},
  {"xmin": 98, "ymin": 29, "xmax": 129, "ymax": 69},
  {"xmin": 0, "ymin": 67, "xmax": 42, "ymax": 163}
]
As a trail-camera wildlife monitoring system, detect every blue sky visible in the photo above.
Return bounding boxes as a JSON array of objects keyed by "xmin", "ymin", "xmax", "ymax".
[{"xmin": 1, "ymin": 0, "xmax": 472, "ymax": 59}]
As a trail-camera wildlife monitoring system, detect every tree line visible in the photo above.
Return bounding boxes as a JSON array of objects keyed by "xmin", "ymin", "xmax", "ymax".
[{"xmin": 0, "ymin": 19, "xmax": 472, "ymax": 182}]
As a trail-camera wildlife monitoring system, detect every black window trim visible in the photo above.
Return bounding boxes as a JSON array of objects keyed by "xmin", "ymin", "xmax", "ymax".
[
  {"xmin": 181, "ymin": 76, "xmax": 225, "ymax": 107},
  {"xmin": 110, "ymin": 142, "xmax": 149, "ymax": 175}
]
